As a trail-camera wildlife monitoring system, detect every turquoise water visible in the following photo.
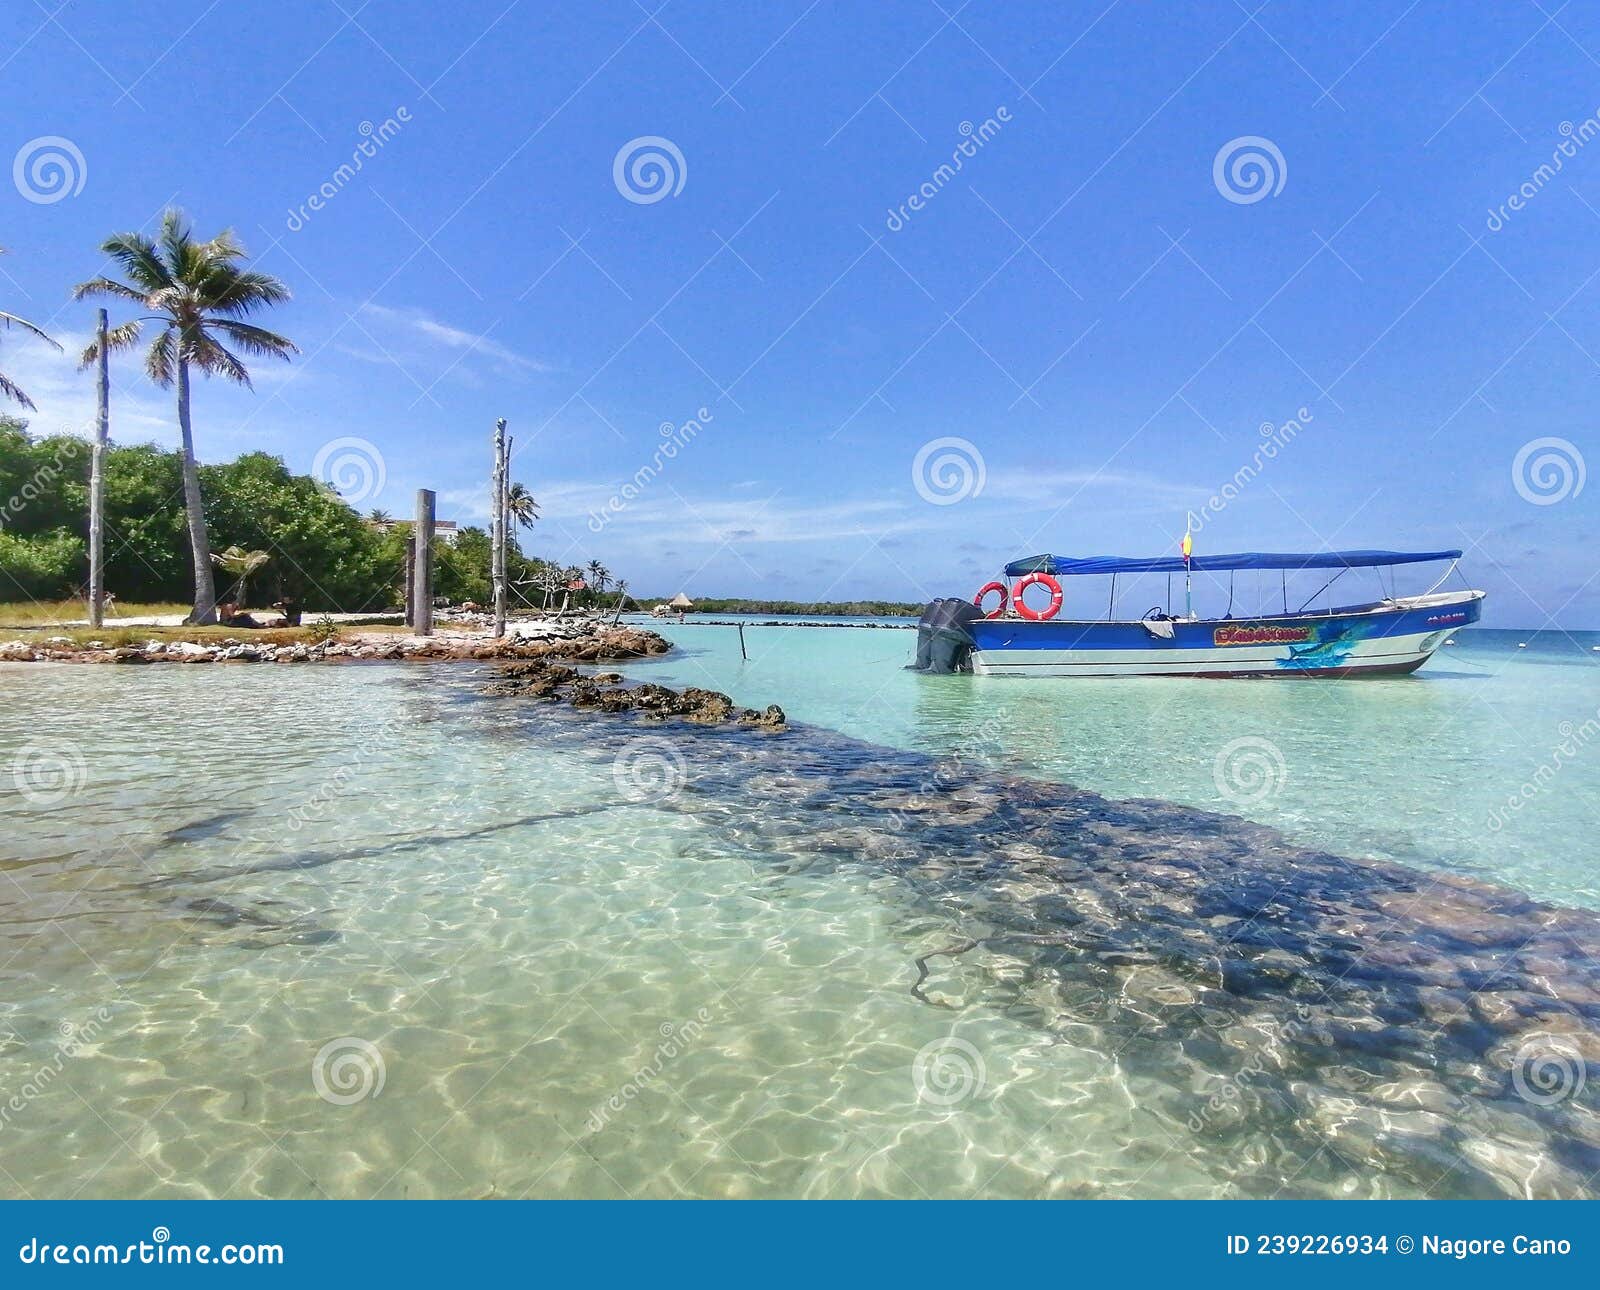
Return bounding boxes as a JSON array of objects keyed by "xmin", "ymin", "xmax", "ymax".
[
  {"xmin": 627, "ymin": 621, "xmax": 1600, "ymax": 909},
  {"xmin": 0, "ymin": 628, "xmax": 1596, "ymax": 1200}
]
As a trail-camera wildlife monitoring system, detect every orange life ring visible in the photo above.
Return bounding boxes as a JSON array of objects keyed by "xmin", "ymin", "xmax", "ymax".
[
  {"xmin": 974, "ymin": 581, "xmax": 1008, "ymax": 619},
  {"xmin": 1012, "ymin": 572, "xmax": 1063, "ymax": 621}
]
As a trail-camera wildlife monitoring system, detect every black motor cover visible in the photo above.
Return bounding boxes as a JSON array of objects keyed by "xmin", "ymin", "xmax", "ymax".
[{"xmin": 909, "ymin": 597, "xmax": 983, "ymax": 673}]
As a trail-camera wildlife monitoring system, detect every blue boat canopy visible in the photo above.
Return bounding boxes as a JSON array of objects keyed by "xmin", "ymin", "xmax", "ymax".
[{"xmin": 1003, "ymin": 549, "xmax": 1463, "ymax": 578}]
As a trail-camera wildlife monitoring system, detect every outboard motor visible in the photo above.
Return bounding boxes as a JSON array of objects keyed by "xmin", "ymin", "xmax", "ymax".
[{"xmin": 908, "ymin": 597, "xmax": 983, "ymax": 673}]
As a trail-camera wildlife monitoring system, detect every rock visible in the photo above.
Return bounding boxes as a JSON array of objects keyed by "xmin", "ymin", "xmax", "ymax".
[
  {"xmin": 747, "ymin": 704, "xmax": 786, "ymax": 729},
  {"xmin": 111, "ymin": 646, "xmax": 151, "ymax": 664},
  {"xmin": 681, "ymin": 687, "xmax": 734, "ymax": 724},
  {"xmin": 0, "ymin": 641, "xmax": 38, "ymax": 662},
  {"xmin": 485, "ymin": 661, "xmax": 783, "ymax": 732}
]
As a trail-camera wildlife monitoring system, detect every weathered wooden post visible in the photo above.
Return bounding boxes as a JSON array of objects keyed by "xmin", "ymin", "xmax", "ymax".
[
  {"xmin": 87, "ymin": 308, "xmax": 109, "ymax": 628},
  {"xmin": 414, "ymin": 489, "xmax": 435, "ymax": 637},
  {"xmin": 491, "ymin": 418, "xmax": 507, "ymax": 638},
  {"xmin": 503, "ymin": 431, "xmax": 513, "ymax": 609},
  {"xmin": 403, "ymin": 533, "xmax": 416, "ymax": 627}
]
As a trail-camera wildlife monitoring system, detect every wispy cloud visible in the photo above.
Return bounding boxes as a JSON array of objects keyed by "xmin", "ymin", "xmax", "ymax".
[
  {"xmin": 0, "ymin": 327, "xmax": 172, "ymax": 442},
  {"xmin": 534, "ymin": 480, "xmax": 920, "ymax": 546},
  {"xmin": 356, "ymin": 303, "xmax": 554, "ymax": 376}
]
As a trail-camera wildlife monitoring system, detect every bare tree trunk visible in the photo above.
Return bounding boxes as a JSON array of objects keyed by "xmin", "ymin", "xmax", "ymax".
[
  {"xmin": 87, "ymin": 309, "xmax": 108, "ymax": 628},
  {"xmin": 175, "ymin": 355, "xmax": 218, "ymax": 624},
  {"xmin": 414, "ymin": 489, "xmax": 435, "ymax": 637},
  {"xmin": 502, "ymin": 432, "xmax": 513, "ymax": 610},
  {"xmin": 491, "ymin": 418, "xmax": 506, "ymax": 637},
  {"xmin": 403, "ymin": 533, "xmax": 415, "ymax": 626}
]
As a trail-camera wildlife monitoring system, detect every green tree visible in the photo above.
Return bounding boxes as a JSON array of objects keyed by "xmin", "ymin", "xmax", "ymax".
[
  {"xmin": 200, "ymin": 452, "xmax": 387, "ymax": 610},
  {"xmin": 76, "ymin": 210, "xmax": 297, "ymax": 623}
]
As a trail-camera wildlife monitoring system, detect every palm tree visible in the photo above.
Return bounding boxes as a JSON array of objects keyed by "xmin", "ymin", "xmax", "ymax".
[
  {"xmin": 505, "ymin": 481, "xmax": 539, "ymax": 531},
  {"xmin": 367, "ymin": 508, "xmax": 392, "ymax": 524},
  {"xmin": 75, "ymin": 210, "xmax": 296, "ymax": 624},
  {"xmin": 586, "ymin": 560, "xmax": 609, "ymax": 596},
  {"xmin": 0, "ymin": 250, "xmax": 61, "ymax": 407},
  {"xmin": 210, "ymin": 545, "xmax": 269, "ymax": 607}
]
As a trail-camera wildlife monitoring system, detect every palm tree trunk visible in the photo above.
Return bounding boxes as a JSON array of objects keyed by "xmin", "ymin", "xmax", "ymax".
[
  {"xmin": 87, "ymin": 309, "xmax": 108, "ymax": 628},
  {"xmin": 175, "ymin": 355, "xmax": 218, "ymax": 624}
]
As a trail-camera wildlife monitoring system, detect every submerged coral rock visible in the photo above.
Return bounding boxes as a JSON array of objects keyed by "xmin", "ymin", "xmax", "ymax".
[{"xmin": 485, "ymin": 662, "xmax": 784, "ymax": 732}]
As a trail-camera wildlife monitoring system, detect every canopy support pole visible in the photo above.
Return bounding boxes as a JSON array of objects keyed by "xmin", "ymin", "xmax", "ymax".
[
  {"xmin": 1421, "ymin": 560, "xmax": 1459, "ymax": 598},
  {"xmin": 1296, "ymin": 567, "xmax": 1346, "ymax": 614},
  {"xmin": 1108, "ymin": 574, "xmax": 1115, "ymax": 620}
]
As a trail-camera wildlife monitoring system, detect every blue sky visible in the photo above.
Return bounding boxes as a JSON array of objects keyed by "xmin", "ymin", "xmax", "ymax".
[{"xmin": 2, "ymin": 0, "xmax": 1597, "ymax": 626}]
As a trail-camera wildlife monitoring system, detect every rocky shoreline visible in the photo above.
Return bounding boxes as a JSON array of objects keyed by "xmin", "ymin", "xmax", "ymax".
[
  {"xmin": 486, "ymin": 657, "xmax": 787, "ymax": 729},
  {"xmin": 0, "ymin": 622, "xmax": 671, "ymax": 666}
]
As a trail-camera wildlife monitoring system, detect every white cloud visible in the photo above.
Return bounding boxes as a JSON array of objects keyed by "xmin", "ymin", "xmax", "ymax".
[
  {"xmin": 535, "ymin": 479, "xmax": 921, "ymax": 547},
  {"xmin": 981, "ymin": 466, "xmax": 1201, "ymax": 509},
  {"xmin": 0, "ymin": 326, "xmax": 172, "ymax": 442},
  {"xmin": 358, "ymin": 304, "xmax": 553, "ymax": 375}
]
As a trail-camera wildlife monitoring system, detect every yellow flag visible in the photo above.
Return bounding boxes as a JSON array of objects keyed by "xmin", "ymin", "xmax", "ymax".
[{"xmin": 1181, "ymin": 531, "xmax": 1193, "ymax": 560}]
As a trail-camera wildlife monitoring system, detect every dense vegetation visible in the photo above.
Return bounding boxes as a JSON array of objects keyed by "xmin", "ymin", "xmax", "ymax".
[{"xmin": 0, "ymin": 417, "xmax": 607, "ymax": 612}]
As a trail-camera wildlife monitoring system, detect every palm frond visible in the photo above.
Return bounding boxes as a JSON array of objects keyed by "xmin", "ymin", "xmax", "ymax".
[
  {"xmin": 0, "ymin": 311, "xmax": 61, "ymax": 349},
  {"xmin": 98, "ymin": 231, "xmax": 171, "ymax": 293},
  {"xmin": 189, "ymin": 335, "xmax": 251, "ymax": 386},
  {"xmin": 144, "ymin": 328, "xmax": 175, "ymax": 387},
  {"xmin": 0, "ymin": 370, "xmax": 37, "ymax": 409},
  {"xmin": 77, "ymin": 319, "xmax": 144, "ymax": 370},
  {"xmin": 211, "ymin": 319, "xmax": 298, "ymax": 359},
  {"xmin": 206, "ymin": 269, "xmax": 292, "ymax": 316},
  {"xmin": 71, "ymin": 275, "xmax": 147, "ymax": 304},
  {"xmin": 159, "ymin": 210, "xmax": 204, "ymax": 284}
]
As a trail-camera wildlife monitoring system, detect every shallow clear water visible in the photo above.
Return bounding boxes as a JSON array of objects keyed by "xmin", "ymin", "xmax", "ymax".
[
  {"xmin": 0, "ymin": 634, "xmax": 1596, "ymax": 1200},
  {"xmin": 628, "ymin": 621, "xmax": 1600, "ymax": 909}
]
